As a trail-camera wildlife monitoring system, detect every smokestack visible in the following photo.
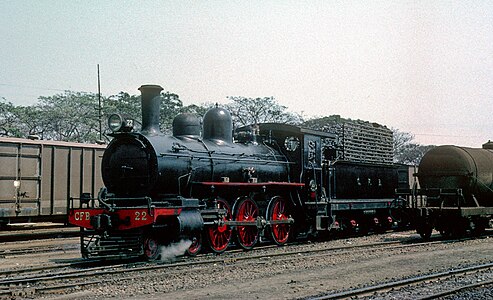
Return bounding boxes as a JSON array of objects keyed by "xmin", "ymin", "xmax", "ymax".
[{"xmin": 139, "ymin": 84, "xmax": 163, "ymax": 135}]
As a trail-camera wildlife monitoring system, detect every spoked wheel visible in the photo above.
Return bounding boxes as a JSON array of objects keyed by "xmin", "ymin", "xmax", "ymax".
[
  {"xmin": 186, "ymin": 233, "xmax": 202, "ymax": 256},
  {"xmin": 267, "ymin": 196, "xmax": 291, "ymax": 245},
  {"xmin": 206, "ymin": 199, "xmax": 232, "ymax": 253},
  {"xmin": 234, "ymin": 197, "xmax": 259, "ymax": 250},
  {"xmin": 143, "ymin": 236, "xmax": 161, "ymax": 260}
]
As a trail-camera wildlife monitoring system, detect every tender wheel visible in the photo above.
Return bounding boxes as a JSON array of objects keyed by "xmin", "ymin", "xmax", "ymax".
[
  {"xmin": 418, "ymin": 224, "xmax": 433, "ymax": 240},
  {"xmin": 206, "ymin": 199, "xmax": 232, "ymax": 253},
  {"xmin": 143, "ymin": 236, "xmax": 161, "ymax": 260},
  {"xmin": 439, "ymin": 229, "xmax": 451, "ymax": 238},
  {"xmin": 267, "ymin": 196, "xmax": 291, "ymax": 245},
  {"xmin": 234, "ymin": 197, "xmax": 259, "ymax": 250},
  {"xmin": 186, "ymin": 233, "xmax": 202, "ymax": 256}
]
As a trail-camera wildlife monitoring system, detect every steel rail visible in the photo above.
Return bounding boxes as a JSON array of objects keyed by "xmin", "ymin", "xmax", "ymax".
[
  {"xmin": 0, "ymin": 244, "xmax": 79, "ymax": 257},
  {"xmin": 312, "ymin": 262, "xmax": 493, "ymax": 300},
  {"xmin": 417, "ymin": 278, "xmax": 493, "ymax": 300}
]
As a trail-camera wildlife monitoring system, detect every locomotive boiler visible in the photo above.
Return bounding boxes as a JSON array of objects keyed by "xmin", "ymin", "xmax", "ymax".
[
  {"xmin": 413, "ymin": 144, "xmax": 493, "ymax": 239},
  {"xmin": 69, "ymin": 84, "xmax": 405, "ymax": 260}
]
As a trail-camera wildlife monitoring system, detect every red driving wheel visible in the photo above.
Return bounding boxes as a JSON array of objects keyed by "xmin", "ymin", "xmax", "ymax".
[
  {"xmin": 206, "ymin": 199, "xmax": 232, "ymax": 253},
  {"xmin": 268, "ymin": 196, "xmax": 290, "ymax": 245},
  {"xmin": 234, "ymin": 197, "xmax": 259, "ymax": 249}
]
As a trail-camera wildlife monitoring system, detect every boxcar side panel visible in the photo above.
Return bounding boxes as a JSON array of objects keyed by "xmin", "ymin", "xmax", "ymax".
[
  {"xmin": 40, "ymin": 146, "xmax": 53, "ymax": 216},
  {"xmin": 0, "ymin": 137, "xmax": 105, "ymax": 225},
  {"xmin": 53, "ymin": 147, "xmax": 69, "ymax": 216},
  {"xmin": 0, "ymin": 141, "xmax": 41, "ymax": 218},
  {"xmin": 69, "ymin": 148, "xmax": 82, "ymax": 209}
]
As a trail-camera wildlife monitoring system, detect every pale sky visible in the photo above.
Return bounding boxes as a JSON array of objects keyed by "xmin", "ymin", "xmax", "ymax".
[{"xmin": 1, "ymin": 1, "xmax": 492, "ymax": 147}]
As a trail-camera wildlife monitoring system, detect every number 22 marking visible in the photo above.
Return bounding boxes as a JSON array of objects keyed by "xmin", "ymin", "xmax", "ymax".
[{"xmin": 135, "ymin": 211, "xmax": 147, "ymax": 221}]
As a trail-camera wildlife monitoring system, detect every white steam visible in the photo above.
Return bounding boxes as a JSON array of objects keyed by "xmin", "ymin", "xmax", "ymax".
[{"xmin": 159, "ymin": 239, "xmax": 192, "ymax": 262}]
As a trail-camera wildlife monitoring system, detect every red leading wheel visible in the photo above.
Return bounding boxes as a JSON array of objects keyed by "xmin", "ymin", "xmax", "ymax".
[
  {"xmin": 186, "ymin": 233, "xmax": 202, "ymax": 256},
  {"xmin": 268, "ymin": 196, "xmax": 291, "ymax": 245},
  {"xmin": 234, "ymin": 197, "xmax": 259, "ymax": 250},
  {"xmin": 143, "ymin": 236, "xmax": 160, "ymax": 260},
  {"xmin": 206, "ymin": 199, "xmax": 232, "ymax": 253}
]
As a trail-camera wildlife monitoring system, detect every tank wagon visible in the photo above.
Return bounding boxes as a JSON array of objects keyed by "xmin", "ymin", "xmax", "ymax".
[
  {"xmin": 0, "ymin": 137, "xmax": 105, "ymax": 227},
  {"xmin": 69, "ymin": 84, "xmax": 407, "ymax": 259},
  {"xmin": 410, "ymin": 143, "xmax": 493, "ymax": 239}
]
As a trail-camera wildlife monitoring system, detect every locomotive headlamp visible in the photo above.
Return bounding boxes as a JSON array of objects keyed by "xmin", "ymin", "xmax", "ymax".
[
  {"xmin": 108, "ymin": 114, "xmax": 134, "ymax": 133},
  {"xmin": 309, "ymin": 179, "xmax": 317, "ymax": 192}
]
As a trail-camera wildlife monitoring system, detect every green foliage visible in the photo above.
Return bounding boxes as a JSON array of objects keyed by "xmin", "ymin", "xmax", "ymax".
[
  {"xmin": 35, "ymin": 91, "xmax": 101, "ymax": 142},
  {"xmin": 160, "ymin": 92, "xmax": 183, "ymax": 134},
  {"xmin": 302, "ymin": 115, "xmax": 346, "ymax": 132},
  {"xmin": 1, "ymin": 90, "xmax": 433, "ymax": 166},
  {"xmin": 0, "ymin": 90, "xmax": 211, "ymax": 143},
  {"xmin": 0, "ymin": 98, "xmax": 18, "ymax": 136},
  {"xmin": 392, "ymin": 129, "xmax": 435, "ymax": 165},
  {"xmin": 225, "ymin": 96, "xmax": 303, "ymax": 127}
]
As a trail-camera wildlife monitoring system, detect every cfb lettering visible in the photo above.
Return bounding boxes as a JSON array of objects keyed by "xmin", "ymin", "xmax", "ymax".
[{"xmin": 74, "ymin": 211, "xmax": 90, "ymax": 221}]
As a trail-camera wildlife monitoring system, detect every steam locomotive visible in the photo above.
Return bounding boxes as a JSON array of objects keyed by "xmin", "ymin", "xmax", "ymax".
[{"xmin": 69, "ymin": 84, "xmax": 404, "ymax": 259}]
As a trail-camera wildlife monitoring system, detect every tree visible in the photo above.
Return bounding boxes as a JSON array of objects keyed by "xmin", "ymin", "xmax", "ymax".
[
  {"xmin": 159, "ymin": 92, "xmax": 184, "ymax": 134},
  {"xmin": 225, "ymin": 96, "xmax": 302, "ymax": 127},
  {"xmin": 104, "ymin": 92, "xmax": 142, "ymax": 133},
  {"xmin": 396, "ymin": 143, "xmax": 435, "ymax": 165},
  {"xmin": 303, "ymin": 115, "xmax": 347, "ymax": 133},
  {"xmin": 0, "ymin": 98, "xmax": 19, "ymax": 137},
  {"xmin": 104, "ymin": 92, "xmax": 141, "ymax": 121},
  {"xmin": 181, "ymin": 103, "xmax": 208, "ymax": 117},
  {"xmin": 36, "ymin": 91, "xmax": 101, "ymax": 142},
  {"xmin": 103, "ymin": 91, "xmax": 209, "ymax": 135},
  {"xmin": 393, "ymin": 128, "xmax": 435, "ymax": 165},
  {"xmin": 11, "ymin": 105, "xmax": 47, "ymax": 138},
  {"xmin": 0, "ymin": 90, "xmax": 208, "ymax": 143}
]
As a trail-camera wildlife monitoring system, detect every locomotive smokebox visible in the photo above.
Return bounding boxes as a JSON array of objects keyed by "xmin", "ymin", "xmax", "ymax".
[{"xmin": 139, "ymin": 84, "xmax": 163, "ymax": 135}]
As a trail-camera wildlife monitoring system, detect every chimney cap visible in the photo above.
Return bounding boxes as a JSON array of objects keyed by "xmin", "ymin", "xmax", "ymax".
[{"xmin": 138, "ymin": 84, "xmax": 163, "ymax": 91}]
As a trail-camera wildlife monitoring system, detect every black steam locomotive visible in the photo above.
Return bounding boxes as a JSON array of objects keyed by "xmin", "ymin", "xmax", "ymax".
[{"xmin": 69, "ymin": 84, "xmax": 405, "ymax": 259}]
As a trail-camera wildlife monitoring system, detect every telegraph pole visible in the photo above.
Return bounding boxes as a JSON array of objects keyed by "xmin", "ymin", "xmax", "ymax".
[{"xmin": 97, "ymin": 64, "xmax": 102, "ymax": 141}]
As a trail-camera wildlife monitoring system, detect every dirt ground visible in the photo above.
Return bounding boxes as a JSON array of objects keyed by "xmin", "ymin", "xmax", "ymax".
[
  {"xmin": 2, "ymin": 231, "xmax": 492, "ymax": 300},
  {"xmin": 135, "ymin": 234, "xmax": 493, "ymax": 300},
  {"xmin": 65, "ymin": 231, "xmax": 493, "ymax": 300}
]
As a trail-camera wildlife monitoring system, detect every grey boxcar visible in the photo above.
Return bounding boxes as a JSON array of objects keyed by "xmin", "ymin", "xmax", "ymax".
[{"xmin": 0, "ymin": 137, "xmax": 105, "ymax": 227}]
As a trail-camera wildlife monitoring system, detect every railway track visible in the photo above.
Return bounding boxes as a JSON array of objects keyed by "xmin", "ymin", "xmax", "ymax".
[
  {"xmin": 0, "ymin": 244, "xmax": 79, "ymax": 258},
  {"xmin": 0, "ymin": 226, "xmax": 80, "ymax": 242},
  {"xmin": 0, "ymin": 233, "xmax": 488, "ymax": 298},
  {"xmin": 311, "ymin": 262, "xmax": 493, "ymax": 299}
]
